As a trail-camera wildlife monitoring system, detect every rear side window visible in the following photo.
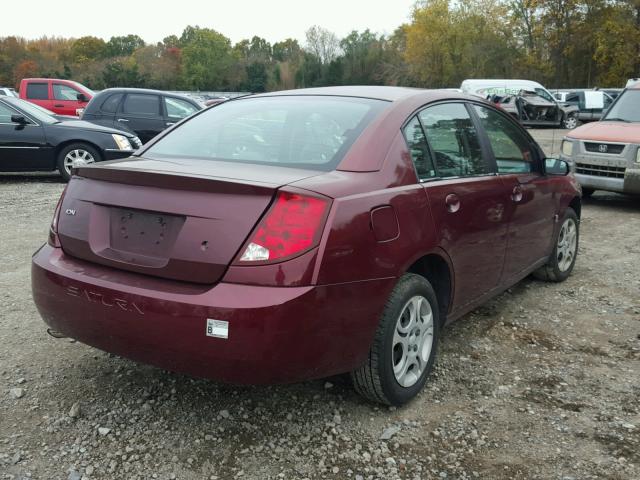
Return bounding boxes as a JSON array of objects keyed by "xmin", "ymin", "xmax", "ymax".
[
  {"xmin": 474, "ymin": 105, "xmax": 534, "ymax": 174},
  {"xmin": 145, "ymin": 96, "xmax": 388, "ymax": 171},
  {"xmin": 53, "ymin": 83, "xmax": 81, "ymax": 101},
  {"xmin": 26, "ymin": 83, "xmax": 48, "ymax": 100},
  {"xmin": 100, "ymin": 93, "xmax": 123, "ymax": 113},
  {"xmin": 402, "ymin": 116, "xmax": 436, "ymax": 180},
  {"xmin": 123, "ymin": 94, "xmax": 160, "ymax": 116},
  {"xmin": 165, "ymin": 97, "xmax": 198, "ymax": 119},
  {"xmin": 418, "ymin": 103, "xmax": 488, "ymax": 178}
]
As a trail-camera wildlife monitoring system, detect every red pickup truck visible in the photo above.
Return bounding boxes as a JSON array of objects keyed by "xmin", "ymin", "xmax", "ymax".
[{"xmin": 19, "ymin": 78, "xmax": 93, "ymax": 116}]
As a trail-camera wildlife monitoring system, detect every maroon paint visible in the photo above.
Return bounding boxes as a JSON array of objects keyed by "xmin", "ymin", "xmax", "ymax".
[{"xmin": 31, "ymin": 87, "xmax": 580, "ymax": 385}]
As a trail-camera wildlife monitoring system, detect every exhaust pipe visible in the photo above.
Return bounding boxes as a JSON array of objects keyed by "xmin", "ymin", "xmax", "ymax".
[{"xmin": 47, "ymin": 328, "xmax": 67, "ymax": 339}]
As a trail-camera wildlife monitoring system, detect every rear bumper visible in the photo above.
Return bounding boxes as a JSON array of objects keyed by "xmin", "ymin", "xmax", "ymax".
[{"xmin": 32, "ymin": 245, "xmax": 393, "ymax": 384}]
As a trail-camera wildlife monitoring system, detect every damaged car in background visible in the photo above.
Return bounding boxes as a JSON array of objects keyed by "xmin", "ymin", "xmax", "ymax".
[{"xmin": 488, "ymin": 90, "xmax": 580, "ymax": 129}]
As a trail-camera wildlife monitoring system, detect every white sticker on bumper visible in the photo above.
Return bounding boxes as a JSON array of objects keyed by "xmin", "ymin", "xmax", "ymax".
[{"xmin": 206, "ymin": 319, "xmax": 229, "ymax": 339}]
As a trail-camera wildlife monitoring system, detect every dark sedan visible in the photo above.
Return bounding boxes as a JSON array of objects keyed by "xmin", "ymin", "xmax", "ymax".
[
  {"xmin": 0, "ymin": 97, "xmax": 141, "ymax": 181},
  {"xmin": 81, "ymin": 88, "xmax": 202, "ymax": 144}
]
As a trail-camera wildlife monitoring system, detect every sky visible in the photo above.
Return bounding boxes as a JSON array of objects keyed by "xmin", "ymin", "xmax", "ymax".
[{"xmin": 6, "ymin": 0, "xmax": 417, "ymax": 45}]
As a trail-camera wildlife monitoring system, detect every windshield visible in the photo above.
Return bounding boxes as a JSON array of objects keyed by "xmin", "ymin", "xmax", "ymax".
[
  {"xmin": 603, "ymin": 89, "xmax": 640, "ymax": 122},
  {"xmin": 144, "ymin": 96, "xmax": 388, "ymax": 171},
  {"xmin": 8, "ymin": 98, "xmax": 58, "ymax": 124}
]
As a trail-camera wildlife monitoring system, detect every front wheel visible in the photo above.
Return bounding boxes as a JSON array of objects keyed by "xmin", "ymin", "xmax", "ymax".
[
  {"xmin": 351, "ymin": 273, "xmax": 440, "ymax": 406},
  {"xmin": 533, "ymin": 207, "xmax": 579, "ymax": 282},
  {"xmin": 562, "ymin": 114, "xmax": 579, "ymax": 130},
  {"xmin": 57, "ymin": 143, "xmax": 101, "ymax": 182},
  {"xmin": 581, "ymin": 187, "xmax": 595, "ymax": 198}
]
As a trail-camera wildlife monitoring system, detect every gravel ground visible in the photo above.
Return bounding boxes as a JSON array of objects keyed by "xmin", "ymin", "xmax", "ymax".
[{"xmin": 1, "ymin": 130, "xmax": 639, "ymax": 480}]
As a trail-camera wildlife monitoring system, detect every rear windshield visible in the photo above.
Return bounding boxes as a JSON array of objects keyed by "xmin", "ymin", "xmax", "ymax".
[
  {"xmin": 144, "ymin": 96, "xmax": 388, "ymax": 171},
  {"xmin": 603, "ymin": 89, "xmax": 640, "ymax": 122}
]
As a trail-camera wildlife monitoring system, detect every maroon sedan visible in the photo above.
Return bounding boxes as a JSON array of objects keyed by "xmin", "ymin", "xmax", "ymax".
[{"xmin": 32, "ymin": 87, "xmax": 581, "ymax": 405}]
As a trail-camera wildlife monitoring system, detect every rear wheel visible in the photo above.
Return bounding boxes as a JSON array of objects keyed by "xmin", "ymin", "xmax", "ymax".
[
  {"xmin": 533, "ymin": 207, "xmax": 579, "ymax": 282},
  {"xmin": 351, "ymin": 273, "xmax": 440, "ymax": 405},
  {"xmin": 562, "ymin": 114, "xmax": 579, "ymax": 129},
  {"xmin": 581, "ymin": 188, "xmax": 595, "ymax": 198},
  {"xmin": 57, "ymin": 143, "xmax": 100, "ymax": 182}
]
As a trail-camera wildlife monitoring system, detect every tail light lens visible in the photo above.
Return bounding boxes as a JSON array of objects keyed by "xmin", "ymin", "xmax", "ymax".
[
  {"xmin": 48, "ymin": 186, "xmax": 67, "ymax": 247},
  {"xmin": 236, "ymin": 191, "xmax": 331, "ymax": 264}
]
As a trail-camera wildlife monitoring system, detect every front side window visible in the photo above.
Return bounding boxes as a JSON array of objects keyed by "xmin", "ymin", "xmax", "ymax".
[
  {"xmin": 604, "ymin": 89, "xmax": 640, "ymax": 122},
  {"xmin": 0, "ymin": 102, "xmax": 18, "ymax": 123},
  {"xmin": 534, "ymin": 88, "xmax": 554, "ymax": 102},
  {"xmin": 474, "ymin": 105, "xmax": 534, "ymax": 174},
  {"xmin": 123, "ymin": 94, "xmax": 161, "ymax": 116},
  {"xmin": 53, "ymin": 84, "xmax": 81, "ymax": 101},
  {"xmin": 100, "ymin": 93, "xmax": 123, "ymax": 113},
  {"xmin": 418, "ymin": 103, "xmax": 488, "ymax": 178},
  {"xmin": 402, "ymin": 116, "xmax": 435, "ymax": 180},
  {"xmin": 26, "ymin": 83, "xmax": 48, "ymax": 100},
  {"xmin": 145, "ymin": 96, "xmax": 388, "ymax": 171},
  {"xmin": 165, "ymin": 97, "xmax": 198, "ymax": 119}
]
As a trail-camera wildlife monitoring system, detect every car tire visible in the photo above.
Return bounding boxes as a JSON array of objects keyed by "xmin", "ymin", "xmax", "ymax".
[
  {"xmin": 533, "ymin": 207, "xmax": 579, "ymax": 282},
  {"xmin": 56, "ymin": 143, "xmax": 101, "ymax": 182},
  {"xmin": 581, "ymin": 188, "xmax": 595, "ymax": 198},
  {"xmin": 562, "ymin": 114, "xmax": 579, "ymax": 129},
  {"xmin": 351, "ymin": 273, "xmax": 440, "ymax": 406}
]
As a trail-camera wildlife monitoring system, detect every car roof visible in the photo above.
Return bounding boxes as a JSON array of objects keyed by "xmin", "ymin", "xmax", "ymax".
[
  {"xmin": 96, "ymin": 87, "xmax": 195, "ymax": 98},
  {"xmin": 253, "ymin": 86, "xmax": 477, "ymax": 103}
]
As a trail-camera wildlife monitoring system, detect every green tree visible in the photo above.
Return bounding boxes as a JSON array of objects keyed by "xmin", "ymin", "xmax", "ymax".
[
  {"xmin": 106, "ymin": 35, "xmax": 145, "ymax": 57},
  {"xmin": 181, "ymin": 27, "xmax": 233, "ymax": 89},
  {"xmin": 70, "ymin": 36, "xmax": 107, "ymax": 63}
]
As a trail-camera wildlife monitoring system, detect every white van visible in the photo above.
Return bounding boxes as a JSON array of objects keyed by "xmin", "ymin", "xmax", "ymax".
[{"xmin": 460, "ymin": 79, "xmax": 557, "ymax": 103}]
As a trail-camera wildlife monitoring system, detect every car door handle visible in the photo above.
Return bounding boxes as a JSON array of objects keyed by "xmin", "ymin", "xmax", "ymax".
[
  {"xmin": 445, "ymin": 193, "xmax": 461, "ymax": 213},
  {"xmin": 54, "ymin": 104, "xmax": 64, "ymax": 108},
  {"xmin": 511, "ymin": 185, "xmax": 523, "ymax": 202},
  {"xmin": 117, "ymin": 118, "xmax": 129, "ymax": 122}
]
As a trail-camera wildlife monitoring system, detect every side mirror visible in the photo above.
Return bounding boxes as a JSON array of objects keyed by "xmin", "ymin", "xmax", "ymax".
[
  {"xmin": 545, "ymin": 158, "xmax": 570, "ymax": 176},
  {"xmin": 77, "ymin": 93, "xmax": 88, "ymax": 102},
  {"xmin": 11, "ymin": 114, "xmax": 28, "ymax": 125}
]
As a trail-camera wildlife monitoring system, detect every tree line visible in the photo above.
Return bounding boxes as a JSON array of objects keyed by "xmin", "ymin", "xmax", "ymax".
[{"xmin": 1, "ymin": 0, "xmax": 638, "ymax": 92}]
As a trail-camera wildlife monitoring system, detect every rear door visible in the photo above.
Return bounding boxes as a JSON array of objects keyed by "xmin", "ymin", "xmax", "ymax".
[
  {"xmin": 472, "ymin": 104, "xmax": 556, "ymax": 282},
  {"xmin": 409, "ymin": 102, "xmax": 509, "ymax": 310},
  {"xmin": 24, "ymin": 81, "xmax": 52, "ymax": 110},
  {"xmin": 117, "ymin": 93, "xmax": 164, "ymax": 143},
  {"xmin": 0, "ymin": 101, "xmax": 49, "ymax": 170},
  {"xmin": 52, "ymin": 82, "xmax": 83, "ymax": 116}
]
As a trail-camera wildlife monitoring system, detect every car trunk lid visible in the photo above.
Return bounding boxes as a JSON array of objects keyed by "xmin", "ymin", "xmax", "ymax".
[{"xmin": 56, "ymin": 158, "xmax": 323, "ymax": 284}]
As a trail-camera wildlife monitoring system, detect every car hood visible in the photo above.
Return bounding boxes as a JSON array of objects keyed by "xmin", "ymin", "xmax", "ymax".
[
  {"xmin": 567, "ymin": 121, "xmax": 640, "ymax": 143},
  {"xmin": 50, "ymin": 120, "xmax": 136, "ymax": 138}
]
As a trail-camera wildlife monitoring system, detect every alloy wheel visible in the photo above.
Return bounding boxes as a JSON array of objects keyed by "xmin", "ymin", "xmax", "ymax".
[
  {"xmin": 392, "ymin": 295, "xmax": 434, "ymax": 388},
  {"xmin": 556, "ymin": 218, "xmax": 577, "ymax": 272},
  {"xmin": 63, "ymin": 149, "xmax": 95, "ymax": 174}
]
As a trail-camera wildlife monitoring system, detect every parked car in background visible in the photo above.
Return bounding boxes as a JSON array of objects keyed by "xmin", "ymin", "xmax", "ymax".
[
  {"xmin": 0, "ymin": 87, "xmax": 18, "ymax": 97},
  {"xmin": 490, "ymin": 90, "xmax": 580, "ymax": 129},
  {"xmin": 600, "ymin": 88, "xmax": 623, "ymax": 100},
  {"xmin": 462, "ymin": 79, "xmax": 579, "ymax": 128},
  {"xmin": 32, "ymin": 86, "xmax": 581, "ymax": 406},
  {"xmin": 560, "ymin": 83, "xmax": 640, "ymax": 197},
  {"xmin": 19, "ymin": 78, "xmax": 93, "ymax": 117},
  {"xmin": 0, "ymin": 96, "xmax": 140, "ymax": 181},
  {"xmin": 82, "ymin": 88, "xmax": 202, "ymax": 144},
  {"xmin": 563, "ymin": 90, "xmax": 614, "ymax": 123}
]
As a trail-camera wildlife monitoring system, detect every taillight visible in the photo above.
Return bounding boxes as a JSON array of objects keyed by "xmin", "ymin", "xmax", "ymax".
[
  {"xmin": 236, "ymin": 191, "xmax": 331, "ymax": 264},
  {"xmin": 48, "ymin": 186, "xmax": 67, "ymax": 247}
]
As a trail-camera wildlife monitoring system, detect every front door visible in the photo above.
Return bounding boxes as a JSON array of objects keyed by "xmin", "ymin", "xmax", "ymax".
[
  {"xmin": 117, "ymin": 93, "xmax": 164, "ymax": 143},
  {"xmin": 413, "ymin": 102, "xmax": 509, "ymax": 309},
  {"xmin": 0, "ymin": 102, "xmax": 48, "ymax": 170},
  {"xmin": 52, "ymin": 83, "xmax": 84, "ymax": 116},
  {"xmin": 472, "ymin": 104, "xmax": 556, "ymax": 283}
]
